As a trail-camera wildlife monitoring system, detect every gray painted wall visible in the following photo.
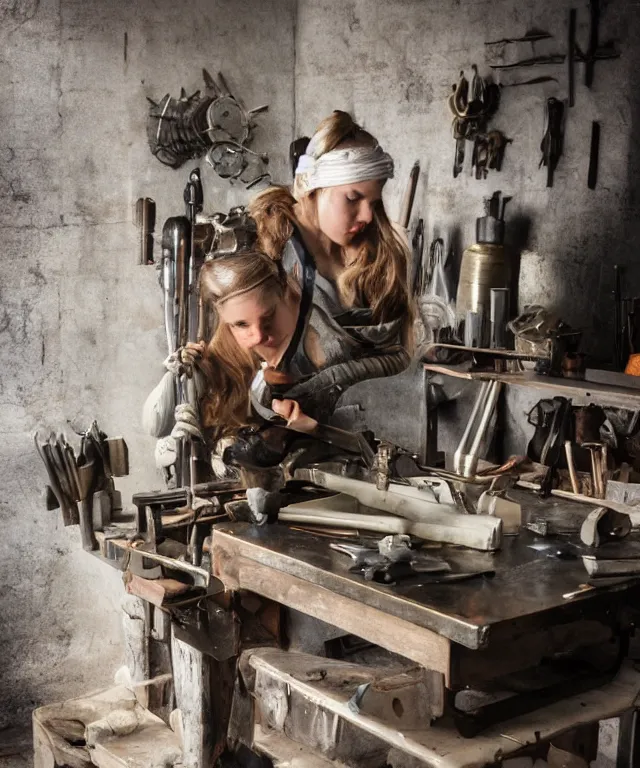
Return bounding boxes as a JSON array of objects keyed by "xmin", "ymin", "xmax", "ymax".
[
  {"xmin": 0, "ymin": 0, "xmax": 294, "ymax": 728},
  {"xmin": 1, "ymin": 0, "xmax": 638, "ymax": 731}
]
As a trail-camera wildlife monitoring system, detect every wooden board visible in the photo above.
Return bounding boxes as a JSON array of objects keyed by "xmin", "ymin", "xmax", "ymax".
[
  {"xmin": 215, "ymin": 548, "xmax": 451, "ymax": 683},
  {"xmin": 248, "ymin": 649, "xmax": 640, "ymax": 768},
  {"xmin": 424, "ymin": 364, "xmax": 640, "ymax": 409}
]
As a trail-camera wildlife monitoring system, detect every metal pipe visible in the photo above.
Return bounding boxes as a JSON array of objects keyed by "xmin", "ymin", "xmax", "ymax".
[{"xmin": 454, "ymin": 381, "xmax": 490, "ymax": 474}]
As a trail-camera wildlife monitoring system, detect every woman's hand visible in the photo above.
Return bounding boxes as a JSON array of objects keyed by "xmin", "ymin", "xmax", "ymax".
[
  {"xmin": 271, "ymin": 398, "xmax": 318, "ymax": 433},
  {"xmin": 180, "ymin": 341, "xmax": 205, "ymax": 377}
]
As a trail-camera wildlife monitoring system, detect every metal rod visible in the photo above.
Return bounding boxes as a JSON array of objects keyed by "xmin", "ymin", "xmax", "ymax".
[
  {"xmin": 564, "ymin": 441, "xmax": 580, "ymax": 494},
  {"xmin": 468, "ymin": 380, "xmax": 502, "ymax": 460},
  {"xmin": 453, "ymin": 381, "xmax": 490, "ymax": 473},
  {"xmin": 568, "ymin": 9, "xmax": 576, "ymax": 107}
]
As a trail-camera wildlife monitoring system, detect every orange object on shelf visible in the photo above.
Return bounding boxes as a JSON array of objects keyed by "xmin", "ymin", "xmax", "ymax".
[{"xmin": 625, "ymin": 354, "xmax": 640, "ymax": 376}]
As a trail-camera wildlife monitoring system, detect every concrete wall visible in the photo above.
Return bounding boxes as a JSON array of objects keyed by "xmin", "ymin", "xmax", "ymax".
[
  {"xmin": 295, "ymin": 0, "xmax": 640, "ymax": 456},
  {"xmin": 2, "ymin": 0, "xmax": 638, "ymax": 731},
  {"xmin": 0, "ymin": 0, "xmax": 294, "ymax": 728}
]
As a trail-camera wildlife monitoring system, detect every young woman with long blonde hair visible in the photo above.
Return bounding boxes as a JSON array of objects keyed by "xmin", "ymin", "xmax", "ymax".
[{"xmin": 144, "ymin": 111, "xmax": 412, "ymax": 457}]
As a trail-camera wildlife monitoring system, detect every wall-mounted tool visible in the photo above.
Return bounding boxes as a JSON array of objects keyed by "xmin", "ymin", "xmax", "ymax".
[
  {"xmin": 399, "ymin": 161, "xmax": 420, "ymax": 229},
  {"xmin": 134, "ymin": 197, "xmax": 156, "ymax": 265},
  {"xmin": 147, "ymin": 69, "xmax": 269, "ymax": 185},
  {"xmin": 34, "ymin": 423, "xmax": 129, "ymax": 550},
  {"xmin": 490, "ymin": 54, "xmax": 565, "ymax": 70},
  {"xmin": 500, "ymin": 76, "xmax": 558, "ymax": 89},
  {"xmin": 456, "ymin": 192, "xmax": 511, "ymax": 338},
  {"xmin": 471, "ymin": 131, "xmax": 511, "ymax": 180},
  {"xmin": 410, "ymin": 218, "xmax": 425, "ymax": 297},
  {"xmin": 448, "ymin": 65, "xmax": 501, "ymax": 178},
  {"xmin": 588, "ymin": 121, "xmax": 600, "ymax": 190},
  {"xmin": 539, "ymin": 97, "xmax": 565, "ymax": 187},
  {"xmin": 485, "ymin": 29, "xmax": 552, "ymax": 46},
  {"xmin": 570, "ymin": 0, "xmax": 620, "ymax": 101}
]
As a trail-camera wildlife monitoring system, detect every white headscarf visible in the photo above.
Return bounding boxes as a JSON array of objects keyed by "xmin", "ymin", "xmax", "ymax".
[{"xmin": 295, "ymin": 125, "xmax": 394, "ymax": 193}]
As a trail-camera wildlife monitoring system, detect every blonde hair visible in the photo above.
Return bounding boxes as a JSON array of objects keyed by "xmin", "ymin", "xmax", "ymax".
[
  {"xmin": 201, "ymin": 112, "xmax": 413, "ymax": 435},
  {"xmin": 199, "ymin": 253, "xmax": 287, "ymax": 433},
  {"xmin": 250, "ymin": 110, "xmax": 412, "ymax": 333}
]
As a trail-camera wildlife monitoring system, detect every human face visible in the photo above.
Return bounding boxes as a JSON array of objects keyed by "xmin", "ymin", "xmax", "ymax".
[
  {"xmin": 315, "ymin": 178, "xmax": 385, "ymax": 246},
  {"xmin": 218, "ymin": 285, "xmax": 297, "ymax": 359}
]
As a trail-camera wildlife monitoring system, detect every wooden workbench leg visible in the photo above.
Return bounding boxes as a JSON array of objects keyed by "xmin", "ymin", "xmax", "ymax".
[
  {"xmin": 171, "ymin": 626, "xmax": 214, "ymax": 768},
  {"xmin": 122, "ymin": 595, "xmax": 150, "ymax": 683}
]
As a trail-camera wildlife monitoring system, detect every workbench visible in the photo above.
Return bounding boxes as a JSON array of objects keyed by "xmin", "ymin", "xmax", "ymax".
[{"xmin": 211, "ymin": 517, "xmax": 638, "ymax": 675}]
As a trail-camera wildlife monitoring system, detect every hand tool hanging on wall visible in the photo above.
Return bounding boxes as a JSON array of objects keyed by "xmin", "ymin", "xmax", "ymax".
[
  {"xmin": 448, "ymin": 65, "xmax": 501, "ymax": 179},
  {"xmin": 485, "ymin": 29, "xmax": 552, "ymax": 46},
  {"xmin": 489, "ymin": 55, "xmax": 565, "ymax": 70},
  {"xmin": 588, "ymin": 121, "xmax": 600, "ymax": 190},
  {"xmin": 539, "ymin": 97, "xmax": 565, "ymax": 187},
  {"xmin": 569, "ymin": 0, "xmax": 620, "ymax": 106},
  {"xmin": 410, "ymin": 219, "xmax": 424, "ymax": 297},
  {"xmin": 134, "ymin": 197, "xmax": 156, "ymax": 265},
  {"xmin": 34, "ymin": 423, "xmax": 129, "ymax": 549},
  {"xmin": 399, "ymin": 161, "xmax": 420, "ymax": 229},
  {"xmin": 500, "ymin": 76, "xmax": 558, "ymax": 88}
]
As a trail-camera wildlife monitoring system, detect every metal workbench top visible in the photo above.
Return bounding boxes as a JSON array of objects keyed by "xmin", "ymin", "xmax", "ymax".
[{"xmin": 212, "ymin": 516, "xmax": 640, "ymax": 650}]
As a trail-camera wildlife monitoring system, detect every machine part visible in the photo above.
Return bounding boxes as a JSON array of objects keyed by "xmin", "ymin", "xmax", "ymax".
[
  {"xmin": 580, "ymin": 506, "xmax": 631, "ymax": 547},
  {"xmin": 456, "ymin": 243, "xmax": 507, "ymax": 326},
  {"xmin": 161, "ymin": 217, "xmax": 190, "ymax": 354},
  {"xmin": 490, "ymin": 287, "xmax": 509, "ymax": 349},
  {"xmin": 207, "ymin": 207, "xmax": 258, "ymax": 257},
  {"xmin": 540, "ymin": 97, "xmax": 565, "ymax": 188},
  {"xmin": 373, "ymin": 441, "xmax": 395, "ymax": 490},
  {"xmin": 565, "ymin": 441, "xmax": 580, "ymax": 494},
  {"xmin": 135, "ymin": 197, "xmax": 156, "ymax": 265},
  {"xmin": 588, "ymin": 121, "xmax": 600, "ymax": 190},
  {"xmin": 476, "ymin": 191, "xmax": 507, "ymax": 244},
  {"xmin": 453, "ymin": 380, "xmax": 503, "ymax": 477},
  {"xmin": 490, "ymin": 54, "xmax": 566, "ymax": 69},
  {"xmin": 464, "ymin": 309, "xmax": 485, "ymax": 348},
  {"xmin": 399, "ymin": 161, "xmax": 420, "ymax": 229},
  {"xmin": 146, "ymin": 69, "xmax": 269, "ymax": 185}
]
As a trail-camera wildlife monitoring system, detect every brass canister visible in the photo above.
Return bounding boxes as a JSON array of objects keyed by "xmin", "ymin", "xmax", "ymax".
[{"xmin": 455, "ymin": 243, "xmax": 508, "ymax": 326}]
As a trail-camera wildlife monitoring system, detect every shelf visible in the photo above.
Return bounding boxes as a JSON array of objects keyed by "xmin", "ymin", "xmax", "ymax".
[{"xmin": 423, "ymin": 363, "xmax": 640, "ymax": 410}]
